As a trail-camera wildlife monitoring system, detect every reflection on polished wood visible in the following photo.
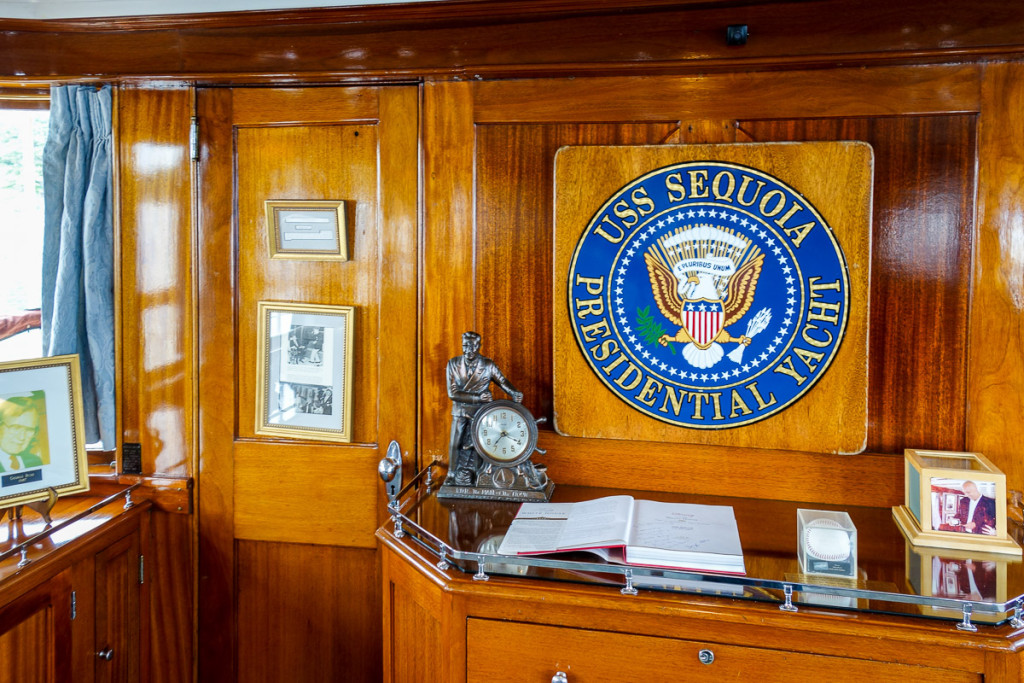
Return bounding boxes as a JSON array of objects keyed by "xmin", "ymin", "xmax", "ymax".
[
  {"xmin": 0, "ymin": 1, "xmax": 1021, "ymax": 80},
  {"xmin": 116, "ymin": 85, "xmax": 195, "ymax": 479},
  {"xmin": 972, "ymin": 63, "xmax": 1024, "ymax": 490}
]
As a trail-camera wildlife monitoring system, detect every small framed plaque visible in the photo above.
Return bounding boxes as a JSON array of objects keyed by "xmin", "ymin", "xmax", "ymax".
[
  {"xmin": 265, "ymin": 200, "xmax": 348, "ymax": 261},
  {"xmin": 255, "ymin": 301, "xmax": 355, "ymax": 443},
  {"xmin": 893, "ymin": 449, "xmax": 1021, "ymax": 556}
]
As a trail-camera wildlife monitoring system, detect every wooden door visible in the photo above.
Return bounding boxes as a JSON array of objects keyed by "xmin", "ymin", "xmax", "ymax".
[
  {"xmin": 0, "ymin": 570, "xmax": 73, "ymax": 683},
  {"xmin": 94, "ymin": 533, "xmax": 141, "ymax": 683},
  {"xmin": 195, "ymin": 86, "xmax": 418, "ymax": 683}
]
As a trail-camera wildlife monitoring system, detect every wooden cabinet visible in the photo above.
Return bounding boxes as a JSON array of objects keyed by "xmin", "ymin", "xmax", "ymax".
[
  {"xmin": 93, "ymin": 532, "xmax": 142, "ymax": 683},
  {"xmin": 0, "ymin": 570, "xmax": 73, "ymax": 683},
  {"xmin": 380, "ymin": 518, "xmax": 1024, "ymax": 682},
  {"xmin": 0, "ymin": 497, "xmax": 149, "ymax": 683}
]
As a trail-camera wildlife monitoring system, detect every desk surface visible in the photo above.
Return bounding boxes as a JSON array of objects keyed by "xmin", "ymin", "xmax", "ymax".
[
  {"xmin": 0, "ymin": 491, "xmax": 147, "ymax": 588},
  {"xmin": 385, "ymin": 466, "xmax": 1024, "ymax": 626}
]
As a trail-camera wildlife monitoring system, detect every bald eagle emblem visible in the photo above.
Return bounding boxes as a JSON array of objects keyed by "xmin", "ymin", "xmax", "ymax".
[{"xmin": 644, "ymin": 225, "xmax": 770, "ymax": 369}]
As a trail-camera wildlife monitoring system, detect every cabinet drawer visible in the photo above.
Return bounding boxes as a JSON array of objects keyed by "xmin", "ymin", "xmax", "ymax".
[{"xmin": 466, "ymin": 619, "xmax": 979, "ymax": 682}]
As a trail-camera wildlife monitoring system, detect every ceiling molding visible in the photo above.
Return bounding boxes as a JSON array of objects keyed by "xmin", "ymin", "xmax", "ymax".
[{"xmin": 0, "ymin": 0, "xmax": 449, "ymax": 20}]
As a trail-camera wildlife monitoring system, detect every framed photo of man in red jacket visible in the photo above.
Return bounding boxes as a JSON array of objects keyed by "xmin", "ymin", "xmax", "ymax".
[{"xmin": 893, "ymin": 449, "xmax": 1021, "ymax": 556}]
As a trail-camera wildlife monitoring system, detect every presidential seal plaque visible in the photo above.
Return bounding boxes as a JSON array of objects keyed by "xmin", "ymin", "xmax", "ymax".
[{"xmin": 554, "ymin": 143, "xmax": 872, "ymax": 453}]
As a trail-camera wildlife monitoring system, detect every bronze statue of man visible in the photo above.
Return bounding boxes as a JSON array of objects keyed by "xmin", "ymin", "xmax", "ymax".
[{"xmin": 445, "ymin": 331, "xmax": 522, "ymax": 486}]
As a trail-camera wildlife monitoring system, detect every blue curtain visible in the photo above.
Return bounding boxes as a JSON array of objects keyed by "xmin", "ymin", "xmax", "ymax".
[{"xmin": 41, "ymin": 85, "xmax": 115, "ymax": 449}]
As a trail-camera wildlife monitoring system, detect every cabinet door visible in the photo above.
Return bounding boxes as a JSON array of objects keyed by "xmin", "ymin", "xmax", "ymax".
[
  {"xmin": 94, "ymin": 532, "xmax": 141, "ymax": 683},
  {"xmin": 467, "ymin": 619, "xmax": 980, "ymax": 683},
  {"xmin": 0, "ymin": 569, "xmax": 73, "ymax": 683}
]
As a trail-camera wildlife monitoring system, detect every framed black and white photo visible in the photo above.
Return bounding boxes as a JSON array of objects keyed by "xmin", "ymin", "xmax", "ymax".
[
  {"xmin": 0, "ymin": 355, "xmax": 88, "ymax": 509},
  {"xmin": 265, "ymin": 200, "xmax": 348, "ymax": 261},
  {"xmin": 256, "ymin": 301, "xmax": 355, "ymax": 443}
]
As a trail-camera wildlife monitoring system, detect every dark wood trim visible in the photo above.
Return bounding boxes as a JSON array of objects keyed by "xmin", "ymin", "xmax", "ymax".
[{"xmin": 0, "ymin": 0, "xmax": 1022, "ymax": 81}]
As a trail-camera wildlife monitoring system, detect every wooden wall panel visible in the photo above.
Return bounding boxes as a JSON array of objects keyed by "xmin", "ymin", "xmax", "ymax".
[
  {"xmin": 972, "ymin": 62, "xmax": 1024, "ymax": 493},
  {"xmin": 422, "ymin": 68, "xmax": 991, "ymax": 506},
  {"xmin": 420, "ymin": 81, "xmax": 475, "ymax": 469},
  {"xmin": 233, "ymin": 441, "xmax": 379, "ymax": 547},
  {"xmin": 195, "ymin": 87, "xmax": 237, "ymax": 683},
  {"xmin": 738, "ymin": 115, "xmax": 976, "ymax": 454},
  {"xmin": 146, "ymin": 511, "xmax": 193, "ymax": 683},
  {"xmin": 198, "ymin": 84, "xmax": 418, "ymax": 683},
  {"xmin": 235, "ymin": 122, "xmax": 380, "ymax": 443},
  {"xmin": 475, "ymin": 123, "xmax": 689, "ymax": 421},
  {"xmin": 471, "ymin": 66, "xmax": 981, "ymax": 124},
  {"xmin": 235, "ymin": 541, "xmax": 380, "ymax": 683},
  {"xmin": 116, "ymin": 84, "xmax": 194, "ymax": 477}
]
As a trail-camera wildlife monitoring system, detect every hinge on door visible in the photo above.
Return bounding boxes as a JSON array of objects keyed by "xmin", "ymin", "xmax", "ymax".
[
  {"xmin": 139, "ymin": 555, "xmax": 145, "ymax": 584},
  {"xmin": 71, "ymin": 591, "xmax": 77, "ymax": 620},
  {"xmin": 190, "ymin": 116, "xmax": 199, "ymax": 161}
]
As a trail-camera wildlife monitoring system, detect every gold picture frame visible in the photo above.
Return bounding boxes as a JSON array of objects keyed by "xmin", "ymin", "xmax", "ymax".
[
  {"xmin": 265, "ymin": 199, "xmax": 348, "ymax": 261},
  {"xmin": 893, "ymin": 449, "xmax": 1021, "ymax": 556},
  {"xmin": 255, "ymin": 301, "xmax": 355, "ymax": 443},
  {"xmin": 0, "ymin": 355, "xmax": 89, "ymax": 509}
]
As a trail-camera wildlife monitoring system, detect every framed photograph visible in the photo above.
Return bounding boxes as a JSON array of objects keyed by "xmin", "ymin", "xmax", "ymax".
[
  {"xmin": 255, "ymin": 301, "xmax": 355, "ymax": 443},
  {"xmin": 893, "ymin": 449, "xmax": 1020, "ymax": 556},
  {"xmin": 265, "ymin": 200, "xmax": 348, "ymax": 261},
  {"xmin": 0, "ymin": 355, "xmax": 88, "ymax": 508}
]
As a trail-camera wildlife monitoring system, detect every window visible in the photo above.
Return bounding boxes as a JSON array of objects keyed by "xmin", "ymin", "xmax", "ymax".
[{"xmin": 0, "ymin": 106, "xmax": 48, "ymax": 363}]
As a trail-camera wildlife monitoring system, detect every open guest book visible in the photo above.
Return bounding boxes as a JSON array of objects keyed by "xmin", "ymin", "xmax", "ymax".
[{"xmin": 496, "ymin": 495, "xmax": 746, "ymax": 575}]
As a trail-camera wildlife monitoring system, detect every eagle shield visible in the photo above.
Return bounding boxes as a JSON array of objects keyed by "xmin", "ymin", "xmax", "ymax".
[{"xmin": 682, "ymin": 300, "xmax": 724, "ymax": 349}]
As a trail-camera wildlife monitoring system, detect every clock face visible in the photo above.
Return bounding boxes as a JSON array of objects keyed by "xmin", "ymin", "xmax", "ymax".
[{"xmin": 474, "ymin": 403, "xmax": 533, "ymax": 464}]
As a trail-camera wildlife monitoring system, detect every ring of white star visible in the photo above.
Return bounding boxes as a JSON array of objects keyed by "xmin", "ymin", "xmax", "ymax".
[{"xmin": 612, "ymin": 208, "xmax": 799, "ymax": 386}]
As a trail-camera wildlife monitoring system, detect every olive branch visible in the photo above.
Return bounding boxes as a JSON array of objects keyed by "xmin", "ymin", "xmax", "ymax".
[{"xmin": 636, "ymin": 306, "xmax": 675, "ymax": 355}]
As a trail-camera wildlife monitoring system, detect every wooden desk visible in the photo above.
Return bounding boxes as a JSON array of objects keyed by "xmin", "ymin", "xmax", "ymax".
[
  {"xmin": 378, "ymin": 482, "xmax": 1024, "ymax": 682},
  {"xmin": 0, "ymin": 493, "xmax": 150, "ymax": 683}
]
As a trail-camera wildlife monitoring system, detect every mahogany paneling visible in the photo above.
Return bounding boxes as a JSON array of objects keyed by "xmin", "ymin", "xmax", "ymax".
[
  {"xmin": 738, "ymin": 115, "xmax": 976, "ymax": 455},
  {"xmin": 471, "ymin": 66, "xmax": 981, "ymax": 124},
  {"xmin": 0, "ymin": 1, "xmax": 1021, "ymax": 81},
  {"xmin": 94, "ymin": 533, "xmax": 141, "ymax": 683},
  {"xmin": 116, "ymin": 85, "xmax": 195, "ymax": 478},
  {"xmin": 235, "ymin": 541, "xmax": 380, "ymax": 683},
  {"xmin": 235, "ymin": 121, "xmax": 380, "ymax": 444},
  {"xmin": 376, "ymin": 86, "xmax": 421, "ymax": 514},
  {"xmin": 474, "ymin": 122, "xmax": 688, "ymax": 422},
  {"xmin": 0, "ymin": 594, "xmax": 55, "ymax": 683},
  {"xmin": 972, "ymin": 62, "xmax": 1024, "ymax": 494},
  {"xmin": 420, "ymin": 81, "xmax": 475, "ymax": 469},
  {"xmin": 195, "ymin": 87, "xmax": 237, "ymax": 683},
  {"xmin": 145, "ymin": 511, "xmax": 192, "ymax": 683},
  {"xmin": 467, "ymin": 618, "xmax": 980, "ymax": 682},
  {"xmin": 232, "ymin": 440, "xmax": 379, "ymax": 547},
  {"xmin": 422, "ymin": 69, "xmax": 986, "ymax": 505},
  {"xmin": 197, "ymin": 84, "xmax": 418, "ymax": 683}
]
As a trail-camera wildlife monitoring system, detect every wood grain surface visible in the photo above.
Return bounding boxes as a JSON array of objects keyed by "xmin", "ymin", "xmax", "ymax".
[{"xmin": 116, "ymin": 85, "xmax": 195, "ymax": 478}]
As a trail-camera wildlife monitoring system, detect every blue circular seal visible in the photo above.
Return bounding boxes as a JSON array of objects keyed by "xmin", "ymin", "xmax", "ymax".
[{"xmin": 567, "ymin": 161, "xmax": 850, "ymax": 429}]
